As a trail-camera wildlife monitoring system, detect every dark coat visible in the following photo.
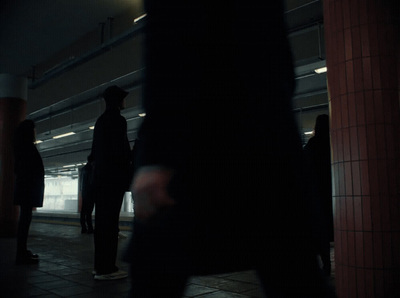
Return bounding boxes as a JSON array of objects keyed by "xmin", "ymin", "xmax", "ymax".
[
  {"xmin": 91, "ymin": 107, "xmax": 131, "ymax": 194},
  {"xmin": 14, "ymin": 143, "xmax": 44, "ymax": 207},
  {"xmin": 132, "ymin": 1, "xmax": 312, "ymax": 273},
  {"xmin": 304, "ymin": 135, "xmax": 334, "ymax": 242}
]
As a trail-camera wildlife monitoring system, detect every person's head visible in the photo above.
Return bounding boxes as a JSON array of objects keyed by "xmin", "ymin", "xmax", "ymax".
[
  {"xmin": 15, "ymin": 119, "xmax": 36, "ymax": 145},
  {"xmin": 103, "ymin": 85, "xmax": 128, "ymax": 110},
  {"xmin": 87, "ymin": 154, "xmax": 94, "ymax": 164},
  {"xmin": 314, "ymin": 114, "xmax": 329, "ymax": 137}
]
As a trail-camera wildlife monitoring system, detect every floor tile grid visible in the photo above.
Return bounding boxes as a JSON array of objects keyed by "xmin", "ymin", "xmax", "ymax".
[{"xmin": 1, "ymin": 222, "xmax": 334, "ymax": 297}]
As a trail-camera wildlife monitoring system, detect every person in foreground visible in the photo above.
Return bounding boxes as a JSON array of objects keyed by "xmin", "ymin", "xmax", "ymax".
[
  {"xmin": 128, "ymin": 1, "xmax": 336, "ymax": 297},
  {"xmin": 91, "ymin": 85, "xmax": 131, "ymax": 280},
  {"xmin": 13, "ymin": 119, "xmax": 44, "ymax": 265}
]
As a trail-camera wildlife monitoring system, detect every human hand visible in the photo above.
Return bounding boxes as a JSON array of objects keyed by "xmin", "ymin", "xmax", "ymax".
[{"xmin": 132, "ymin": 167, "xmax": 175, "ymax": 221}]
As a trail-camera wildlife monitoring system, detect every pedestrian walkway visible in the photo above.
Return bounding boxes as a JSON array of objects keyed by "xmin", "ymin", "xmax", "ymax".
[{"xmin": 0, "ymin": 221, "xmax": 335, "ymax": 297}]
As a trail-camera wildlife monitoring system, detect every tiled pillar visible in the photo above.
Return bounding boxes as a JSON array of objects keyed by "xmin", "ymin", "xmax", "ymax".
[
  {"xmin": 0, "ymin": 74, "xmax": 27, "ymax": 237},
  {"xmin": 324, "ymin": 1, "xmax": 400, "ymax": 297}
]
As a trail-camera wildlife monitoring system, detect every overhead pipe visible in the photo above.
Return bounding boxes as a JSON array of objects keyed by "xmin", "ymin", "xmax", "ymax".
[
  {"xmin": 99, "ymin": 22, "xmax": 106, "ymax": 44},
  {"xmin": 29, "ymin": 21, "xmax": 145, "ymax": 89},
  {"xmin": 29, "ymin": 69, "xmax": 144, "ymax": 123},
  {"xmin": 292, "ymin": 102, "xmax": 328, "ymax": 113},
  {"xmin": 293, "ymin": 88, "xmax": 328, "ymax": 100},
  {"xmin": 284, "ymin": 0, "xmax": 321, "ymax": 14},
  {"xmin": 108, "ymin": 17, "xmax": 114, "ymax": 40},
  {"xmin": 317, "ymin": 23, "xmax": 324, "ymax": 60}
]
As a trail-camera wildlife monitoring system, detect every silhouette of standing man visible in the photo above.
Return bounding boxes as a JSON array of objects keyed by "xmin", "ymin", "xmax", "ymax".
[{"xmin": 91, "ymin": 85, "xmax": 131, "ymax": 280}]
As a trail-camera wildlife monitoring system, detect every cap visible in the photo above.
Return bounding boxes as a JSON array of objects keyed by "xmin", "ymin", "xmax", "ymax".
[{"xmin": 103, "ymin": 85, "xmax": 128, "ymax": 106}]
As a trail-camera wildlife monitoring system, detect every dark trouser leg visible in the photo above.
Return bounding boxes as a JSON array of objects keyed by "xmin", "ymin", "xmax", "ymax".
[
  {"xmin": 87, "ymin": 199, "xmax": 94, "ymax": 231},
  {"xmin": 80, "ymin": 211, "xmax": 87, "ymax": 231},
  {"xmin": 320, "ymin": 238, "xmax": 331, "ymax": 276},
  {"xmin": 109, "ymin": 198, "xmax": 123, "ymax": 269},
  {"xmin": 16, "ymin": 205, "xmax": 32, "ymax": 254},
  {"xmin": 129, "ymin": 209, "xmax": 191, "ymax": 298},
  {"xmin": 94, "ymin": 189, "xmax": 124, "ymax": 274},
  {"xmin": 94, "ymin": 198, "xmax": 108, "ymax": 273},
  {"xmin": 83, "ymin": 198, "xmax": 94, "ymax": 231},
  {"xmin": 87, "ymin": 212, "xmax": 94, "ymax": 231}
]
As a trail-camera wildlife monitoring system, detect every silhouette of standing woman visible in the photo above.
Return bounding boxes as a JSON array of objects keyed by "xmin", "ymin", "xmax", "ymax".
[
  {"xmin": 304, "ymin": 114, "xmax": 334, "ymax": 276},
  {"xmin": 13, "ymin": 119, "xmax": 44, "ymax": 264}
]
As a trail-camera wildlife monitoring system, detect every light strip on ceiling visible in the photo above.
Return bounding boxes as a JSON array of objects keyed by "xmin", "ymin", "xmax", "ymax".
[
  {"xmin": 134, "ymin": 13, "xmax": 147, "ymax": 24},
  {"xmin": 53, "ymin": 132, "xmax": 75, "ymax": 139},
  {"xmin": 314, "ymin": 67, "xmax": 327, "ymax": 74}
]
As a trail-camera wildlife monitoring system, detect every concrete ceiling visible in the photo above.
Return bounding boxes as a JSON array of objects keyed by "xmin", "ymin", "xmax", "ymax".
[
  {"xmin": 0, "ymin": 0, "xmax": 139, "ymax": 76},
  {"xmin": 0, "ymin": 0, "xmax": 328, "ymax": 177}
]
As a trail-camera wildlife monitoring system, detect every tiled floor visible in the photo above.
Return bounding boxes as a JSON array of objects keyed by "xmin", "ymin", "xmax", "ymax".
[{"xmin": 0, "ymin": 222, "xmax": 335, "ymax": 297}]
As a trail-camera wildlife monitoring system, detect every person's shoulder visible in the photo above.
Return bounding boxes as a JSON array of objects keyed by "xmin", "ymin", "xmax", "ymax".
[
  {"xmin": 304, "ymin": 136, "xmax": 316, "ymax": 150},
  {"xmin": 94, "ymin": 113, "xmax": 106, "ymax": 126},
  {"xmin": 114, "ymin": 113, "xmax": 127, "ymax": 125}
]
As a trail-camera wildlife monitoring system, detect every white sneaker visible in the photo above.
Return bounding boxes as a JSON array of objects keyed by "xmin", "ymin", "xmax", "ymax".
[{"xmin": 94, "ymin": 270, "xmax": 128, "ymax": 280}]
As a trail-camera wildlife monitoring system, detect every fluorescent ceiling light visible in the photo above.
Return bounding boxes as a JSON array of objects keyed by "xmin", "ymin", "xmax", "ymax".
[
  {"xmin": 134, "ymin": 13, "xmax": 147, "ymax": 24},
  {"xmin": 304, "ymin": 131, "xmax": 314, "ymax": 135},
  {"xmin": 89, "ymin": 126, "xmax": 95, "ymax": 130},
  {"xmin": 314, "ymin": 67, "xmax": 327, "ymax": 74},
  {"xmin": 139, "ymin": 113, "xmax": 146, "ymax": 117},
  {"xmin": 53, "ymin": 132, "xmax": 75, "ymax": 139},
  {"xmin": 34, "ymin": 140, "xmax": 43, "ymax": 144},
  {"xmin": 45, "ymin": 176, "xmax": 59, "ymax": 180},
  {"xmin": 63, "ymin": 164, "xmax": 76, "ymax": 168}
]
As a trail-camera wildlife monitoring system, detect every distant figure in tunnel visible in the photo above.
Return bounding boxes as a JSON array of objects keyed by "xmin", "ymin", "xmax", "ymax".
[
  {"xmin": 304, "ymin": 114, "xmax": 334, "ymax": 276},
  {"xmin": 79, "ymin": 154, "xmax": 95, "ymax": 234},
  {"xmin": 90, "ymin": 85, "xmax": 131, "ymax": 280},
  {"xmin": 127, "ymin": 1, "xmax": 335, "ymax": 297},
  {"xmin": 13, "ymin": 119, "xmax": 44, "ymax": 265}
]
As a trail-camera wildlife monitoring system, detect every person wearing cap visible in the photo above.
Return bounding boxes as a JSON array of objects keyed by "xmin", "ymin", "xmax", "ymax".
[{"xmin": 90, "ymin": 85, "xmax": 131, "ymax": 280}]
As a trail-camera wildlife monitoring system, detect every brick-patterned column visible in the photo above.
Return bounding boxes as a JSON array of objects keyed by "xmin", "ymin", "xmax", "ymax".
[
  {"xmin": 0, "ymin": 74, "xmax": 27, "ymax": 237},
  {"xmin": 324, "ymin": 1, "xmax": 400, "ymax": 297}
]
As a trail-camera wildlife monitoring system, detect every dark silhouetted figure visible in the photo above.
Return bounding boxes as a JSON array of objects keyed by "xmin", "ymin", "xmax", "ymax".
[
  {"xmin": 304, "ymin": 114, "xmax": 334, "ymax": 276},
  {"xmin": 79, "ymin": 154, "xmax": 95, "ymax": 234},
  {"xmin": 91, "ymin": 85, "xmax": 131, "ymax": 280},
  {"xmin": 13, "ymin": 119, "xmax": 44, "ymax": 265},
  {"xmin": 128, "ymin": 1, "xmax": 336, "ymax": 297}
]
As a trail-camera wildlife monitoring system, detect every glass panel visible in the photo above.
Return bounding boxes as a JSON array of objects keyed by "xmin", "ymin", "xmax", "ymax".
[
  {"xmin": 39, "ymin": 176, "xmax": 79, "ymax": 212},
  {"xmin": 38, "ymin": 176, "xmax": 134, "ymax": 215}
]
